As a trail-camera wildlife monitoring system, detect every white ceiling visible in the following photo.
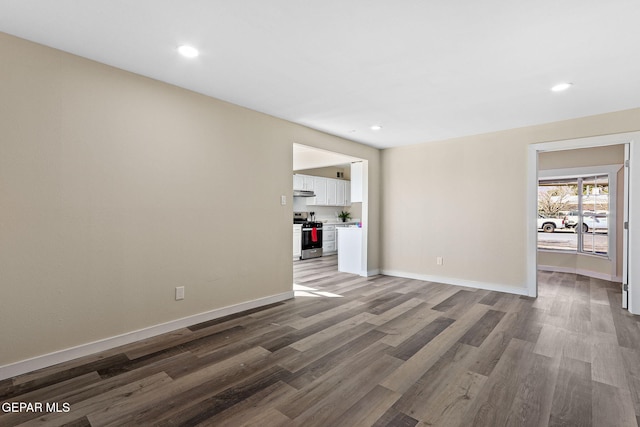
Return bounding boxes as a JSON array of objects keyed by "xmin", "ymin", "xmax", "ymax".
[{"xmin": 1, "ymin": 0, "xmax": 639, "ymax": 149}]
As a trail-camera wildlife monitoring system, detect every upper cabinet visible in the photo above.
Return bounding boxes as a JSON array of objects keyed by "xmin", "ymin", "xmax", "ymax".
[
  {"xmin": 293, "ymin": 174, "xmax": 315, "ymax": 191},
  {"xmin": 326, "ymin": 178, "xmax": 337, "ymax": 205},
  {"xmin": 336, "ymin": 180, "xmax": 344, "ymax": 206},
  {"xmin": 350, "ymin": 162, "xmax": 363, "ymax": 203},
  {"xmin": 345, "ymin": 181, "xmax": 351, "ymax": 206},
  {"xmin": 294, "ymin": 174, "xmax": 350, "ymax": 206},
  {"xmin": 336, "ymin": 179, "xmax": 351, "ymax": 206},
  {"xmin": 313, "ymin": 176, "xmax": 328, "ymax": 205},
  {"xmin": 304, "ymin": 175, "xmax": 315, "ymax": 191}
]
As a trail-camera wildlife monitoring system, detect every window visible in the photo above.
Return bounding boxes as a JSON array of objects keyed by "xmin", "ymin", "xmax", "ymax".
[
  {"xmin": 579, "ymin": 175, "xmax": 609, "ymax": 255},
  {"xmin": 537, "ymin": 166, "xmax": 618, "ymax": 258}
]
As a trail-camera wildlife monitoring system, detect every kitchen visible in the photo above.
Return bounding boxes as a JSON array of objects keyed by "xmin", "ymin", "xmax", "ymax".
[{"xmin": 292, "ymin": 144, "xmax": 367, "ymax": 275}]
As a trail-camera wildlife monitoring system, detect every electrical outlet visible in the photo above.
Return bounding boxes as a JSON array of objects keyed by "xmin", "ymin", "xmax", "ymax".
[
  {"xmin": 175, "ymin": 286, "xmax": 185, "ymax": 300},
  {"xmin": 436, "ymin": 256, "xmax": 443, "ymax": 265},
  {"xmin": 281, "ymin": 195, "xmax": 286, "ymax": 205}
]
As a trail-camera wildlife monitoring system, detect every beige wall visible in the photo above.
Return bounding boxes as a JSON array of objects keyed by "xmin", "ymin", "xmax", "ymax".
[
  {"xmin": 0, "ymin": 32, "xmax": 380, "ymax": 366},
  {"xmin": 538, "ymin": 145, "xmax": 625, "ymax": 169},
  {"xmin": 3, "ymin": 28, "xmax": 639, "ymax": 369},
  {"xmin": 538, "ymin": 145, "xmax": 625, "ymax": 279},
  {"xmin": 295, "ymin": 165, "xmax": 351, "ymax": 180},
  {"xmin": 381, "ymin": 109, "xmax": 640, "ymax": 291}
]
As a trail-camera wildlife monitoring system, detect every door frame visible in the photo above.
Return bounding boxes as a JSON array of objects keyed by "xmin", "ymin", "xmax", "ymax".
[
  {"xmin": 527, "ymin": 132, "xmax": 639, "ymax": 313},
  {"xmin": 292, "ymin": 143, "xmax": 371, "ymax": 277}
]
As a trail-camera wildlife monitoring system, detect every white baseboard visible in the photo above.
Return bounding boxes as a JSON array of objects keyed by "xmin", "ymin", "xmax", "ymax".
[
  {"xmin": 537, "ymin": 265, "xmax": 621, "ymax": 283},
  {"xmin": 366, "ymin": 269, "xmax": 381, "ymax": 277},
  {"xmin": 380, "ymin": 270, "xmax": 529, "ymax": 296},
  {"xmin": 0, "ymin": 291, "xmax": 294, "ymax": 381}
]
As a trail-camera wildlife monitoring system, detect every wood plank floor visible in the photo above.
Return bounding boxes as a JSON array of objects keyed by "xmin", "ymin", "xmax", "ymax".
[{"xmin": 2, "ymin": 256, "xmax": 639, "ymax": 426}]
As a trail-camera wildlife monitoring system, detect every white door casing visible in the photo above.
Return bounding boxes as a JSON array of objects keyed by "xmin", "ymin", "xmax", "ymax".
[{"xmin": 528, "ymin": 132, "xmax": 639, "ymax": 314}]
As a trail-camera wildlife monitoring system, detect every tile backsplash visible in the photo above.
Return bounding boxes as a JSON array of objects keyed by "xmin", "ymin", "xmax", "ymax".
[{"xmin": 293, "ymin": 198, "xmax": 362, "ymax": 222}]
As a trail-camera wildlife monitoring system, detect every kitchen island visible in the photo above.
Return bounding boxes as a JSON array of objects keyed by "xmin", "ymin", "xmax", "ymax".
[{"xmin": 337, "ymin": 226, "xmax": 363, "ymax": 275}]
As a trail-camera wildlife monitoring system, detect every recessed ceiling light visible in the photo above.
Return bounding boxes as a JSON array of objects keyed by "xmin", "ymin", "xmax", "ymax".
[
  {"xmin": 551, "ymin": 82, "xmax": 572, "ymax": 92},
  {"xmin": 177, "ymin": 45, "xmax": 199, "ymax": 58},
  {"xmin": 370, "ymin": 125, "xmax": 382, "ymax": 131}
]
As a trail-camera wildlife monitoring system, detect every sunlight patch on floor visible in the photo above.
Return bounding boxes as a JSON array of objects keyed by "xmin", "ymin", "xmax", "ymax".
[{"xmin": 293, "ymin": 283, "xmax": 343, "ymax": 298}]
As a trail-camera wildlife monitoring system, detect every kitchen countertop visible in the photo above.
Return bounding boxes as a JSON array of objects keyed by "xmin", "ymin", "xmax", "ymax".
[{"xmin": 320, "ymin": 221, "xmax": 359, "ymax": 225}]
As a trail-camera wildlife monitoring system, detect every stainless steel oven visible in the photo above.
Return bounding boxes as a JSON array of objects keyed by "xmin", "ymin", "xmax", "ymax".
[
  {"xmin": 295, "ymin": 212, "xmax": 323, "ymax": 260},
  {"xmin": 300, "ymin": 221, "xmax": 323, "ymax": 259}
]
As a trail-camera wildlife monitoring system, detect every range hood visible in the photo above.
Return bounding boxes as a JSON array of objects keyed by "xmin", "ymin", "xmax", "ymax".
[{"xmin": 293, "ymin": 189, "xmax": 316, "ymax": 197}]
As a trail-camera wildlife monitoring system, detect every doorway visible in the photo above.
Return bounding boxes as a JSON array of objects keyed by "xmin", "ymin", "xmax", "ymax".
[
  {"xmin": 528, "ymin": 132, "xmax": 640, "ymax": 313},
  {"xmin": 292, "ymin": 143, "xmax": 369, "ymax": 278}
]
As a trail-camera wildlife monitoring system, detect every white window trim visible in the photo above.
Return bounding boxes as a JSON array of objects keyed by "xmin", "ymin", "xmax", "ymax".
[{"xmin": 539, "ymin": 164, "xmax": 621, "ymax": 260}]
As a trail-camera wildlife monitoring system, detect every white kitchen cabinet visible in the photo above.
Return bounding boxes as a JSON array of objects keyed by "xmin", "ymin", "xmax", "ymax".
[
  {"xmin": 295, "ymin": 174, "xmax": 350, "ymax": 206},
  {"xmin": 323, "ymin": 224, "xmax": 336, "ymax": 254},
  {"xmin": 293, "ymin": 224, "xmax": 302, "ymax": 259},
  {"xmin": 312, "ymin": 177, "xmax": 327, "ymax": 205},
  {"xmin": 351, "ymin": 162, "xmax": 363, "ymax": 203},
  {"xmin": 345, "ymin": 181, "xmax": 351, "ymax": 206},
  {"xmin": 336, "ymin": 180, "xmax": 351, "ymax": 206},
  {"xmin": 323, "ymin": 240, "xmax": 336, "ymax": 253},
  {"xmin": 303, "ymin": 175, "xmax": 315, "ymax": 191},
  {"xmin": 336, "ymin": 180, "xmax": 345, "ymax": 205},
  {"xmin": 326, "ymin": 179, "xmax": 337, "ymax": 205},
  {"xmin": 293, "ymin": 174, "xmax": 315, "ymax": 191}
]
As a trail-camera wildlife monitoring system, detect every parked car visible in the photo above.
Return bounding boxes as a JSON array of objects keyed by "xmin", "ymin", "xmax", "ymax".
[
  {"xmin": 563, "ymin": 210, "xmax": 594, "ymax": 229},
  {"xmin": 563, "ymin": 211, "xmax": 608, "ymax": 232},
  {"xmin": 580, "ymin": 214, "xmax": 608, "ymax": 232},
  {"xmin": 537, "ymin": 215, "xmax": 564, "ymax": 232}
]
